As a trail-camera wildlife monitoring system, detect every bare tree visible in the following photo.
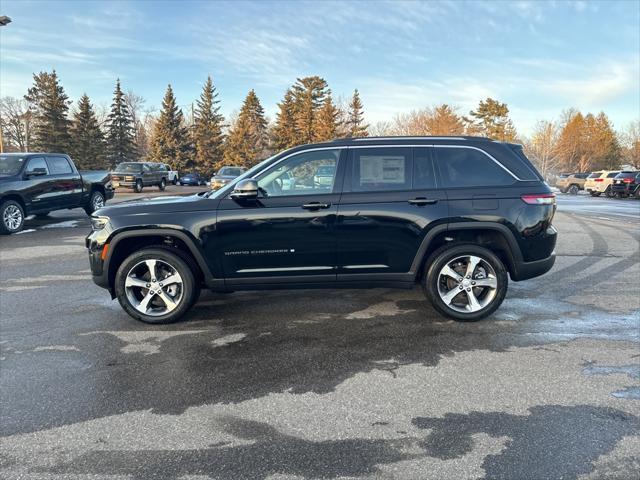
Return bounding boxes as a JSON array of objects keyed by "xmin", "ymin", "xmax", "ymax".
[
  {"xmin": 368, "ymin": 120, "xmax": 393, "ymax": 136},
  {"xmin": 0, "ymin": 96, "xmax": 32, "ymax": 152},
  {"xmin": 524, "ymin": 120, "xmax": 560, "ymax": 177},
  {"xmin": 620, "ymin": 120, "xmax": 640, "ymax": 168}
]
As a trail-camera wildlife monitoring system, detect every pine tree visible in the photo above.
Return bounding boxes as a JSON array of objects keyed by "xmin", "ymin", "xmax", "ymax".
[
  {"xmin": 24, "ymin": 70, "xmax": 71, "ymax": 152},
  {"xmin": 347, "ymin": 89, "xmax": 368, "ymax": 137},
  {"xmin": 292, "ymin": 76, "xmax": 329, "ymax": 144},
  {"xmin": 272, "ymin": 88, "xmax": 298, "ymax": 150},
  {"xmin": 106, "ymin": 79, "xmax": 136, "ymax": 165},
  {"xmin": 223, "ymin": 90, "xmax": 268, "ymax": 167},
  {"xmin": 467, "ymin": 98, "xmax": 517, "ymax": 141},
  {"xmin": 69, "ymin": 94, "xmax": 107, "ymax": 169},
  {"xmin": 425, "ymin": 104, "xmax": 465, "ymax": 135},
  {"xmin": 314, "ymin": 94, "xmax": 340, "ymax": 142},
  {"xmin": 150, "ymin": 84, "xmax": 190, "ymax": 170},
  {"xmin": 193, "ymin": 76, "xmax": 225, "ymax": 171}
]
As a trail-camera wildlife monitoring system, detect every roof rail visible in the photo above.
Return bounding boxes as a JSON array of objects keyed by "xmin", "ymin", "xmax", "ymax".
[{"xmin": 330, "ymin": 135, "xmax": 493, "ymax": 142}]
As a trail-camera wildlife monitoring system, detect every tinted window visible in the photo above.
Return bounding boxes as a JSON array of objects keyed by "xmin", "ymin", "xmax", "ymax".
[
  {"xmin": 413, "ymin": 148, "xmax": 436, "ymax": 189},
  {"xmin": 587, "ymin": 172, "xmax": 602, "ymax": 179},
  {"xmin": 575, "ymin": 173, "xmax": 589, "ymax": 179},
  {"xmin": 351, "ymin": 147, "xmax": 411, "ymax": 192},
  {"xmin": 46, "ymin": 156, "xmax": 72, "ymax": 174},
  {"xmin": 26, "ymin": 157, "xmax": 49, "ymax": 175},
  {"xmin": 616, "ymin": 172, "xmax": 638, "ymax": 178},
  {"xmin": 607, "ymin": 172, "xmax": 620, "ymax": 178},
  {"xmin": 257, "ymin": 149, "xmax": 340, "ymax": 196},
  {"xmin": 435, "ymin": 147, "xmax": 515, "ymax": 187}
]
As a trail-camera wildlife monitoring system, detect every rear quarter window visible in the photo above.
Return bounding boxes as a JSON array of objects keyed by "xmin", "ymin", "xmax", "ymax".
[{"xmin": 434, "ymin": 147, "xmax": 515, "ymax": 188}]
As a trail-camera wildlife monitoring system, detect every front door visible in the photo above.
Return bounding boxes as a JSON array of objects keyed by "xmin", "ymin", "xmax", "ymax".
[
  {"xmin": 335, "ymin": 146, "xmax": 448, "ymax": 281},
  {"xmin": 45, "ymin": 156, "xmax": 83, "ymax": 208},
  {"xmin": 214, "ymin": 148, "xmax": 345, "ymax": 286}
]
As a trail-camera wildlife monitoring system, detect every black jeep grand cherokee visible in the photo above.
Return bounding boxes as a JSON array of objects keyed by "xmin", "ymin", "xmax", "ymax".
[{"xmin": 87, "ymin": 136, "xmax": 557, "ymax": 324}]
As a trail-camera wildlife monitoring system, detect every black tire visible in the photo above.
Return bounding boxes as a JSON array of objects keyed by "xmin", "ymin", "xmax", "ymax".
[
  {"xmin": 134, "ymin": 179, "xmax": 143, "ymax": 193},
  {"xmin": 590, "ymin": 192, "xmax": 601, "ymax": 197},
  {"xmin": 159, "ymin": 178, "xmax": 166, "ymax": 191},
  {"xmin": 423, "ymin": 244, "xmax": 508, "ymax": 322},
  {"xmin": 568, "ymin": 184, "xmax": 579, "ymax": 195},
  {"xmin": 0, "ymin": 200, "xmax": 25, "ymax": 234},
  {"xmin": 635, "ymin": 188, "xmax": 640, "ymax": 199},
  {"xmin": 605, "ymin": 186, "xmax": 614, "ymax": 198},
  {"xmin": 84, "ymin": 190, "xmax": 105, "ymax": 216},
  {"xmin": 172, "ymin": 177, "xmax": 178, "ymax": 185},
  {"xmin": 114, "ymin": 248, "xmax": 200, "ymax": 324}
]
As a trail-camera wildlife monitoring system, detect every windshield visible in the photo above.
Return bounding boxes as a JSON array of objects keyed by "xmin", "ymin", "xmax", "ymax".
[
  {"xmin": 0, "ymin": 155, "xmax": 26, "ymax": 176},
  {"xmin": 207, "ymin": 155, "xmax": 276, "ymax": 199},
  {"xmin": 219, "ymin": 167, "xmax": 243, "ymax": 176},
  {"xmin": 115, "ymin": 163, "xmax": 142, "ymax": 173}
]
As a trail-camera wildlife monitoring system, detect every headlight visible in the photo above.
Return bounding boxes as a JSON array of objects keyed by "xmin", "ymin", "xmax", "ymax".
[{"xmin": 91, "ymin": 216, "xmax": 110, "ymax": 231}]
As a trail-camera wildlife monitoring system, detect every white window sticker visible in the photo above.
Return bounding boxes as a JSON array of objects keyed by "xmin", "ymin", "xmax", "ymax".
[{"xmin": 360, "ymin": 156, "xmax": 405, "ymax": 184}]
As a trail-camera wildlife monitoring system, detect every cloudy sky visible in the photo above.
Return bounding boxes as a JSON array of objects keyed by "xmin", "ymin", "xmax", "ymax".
[{"xmin": 1, "ymin": 0, "xmax": 638, "ymax": 134}]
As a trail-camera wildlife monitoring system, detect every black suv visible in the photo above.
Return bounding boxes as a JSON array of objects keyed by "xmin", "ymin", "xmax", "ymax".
[{"xmin": 87, "ymin": 137, "xmax": 557, "ymax": 324}]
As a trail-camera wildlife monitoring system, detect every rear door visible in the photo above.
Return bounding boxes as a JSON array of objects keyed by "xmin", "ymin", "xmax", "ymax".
[
  {"xmin": 335, "ymin": 146, "xmax": 447, "ymax": 282},
  {"xmin": 44, "ymin": 156, "xmax": 83, "ymax": 208}
]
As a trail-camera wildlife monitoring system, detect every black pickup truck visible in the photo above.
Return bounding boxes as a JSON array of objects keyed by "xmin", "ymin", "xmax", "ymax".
[{"xmin": 0, "ymin": 152, "xmax": 114, "ymax": 234}]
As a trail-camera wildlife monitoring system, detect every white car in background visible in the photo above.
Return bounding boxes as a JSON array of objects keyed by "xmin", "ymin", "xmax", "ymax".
[{"xmin": 160, "ymin": 164, "xmax": 180, "ymax": 185}]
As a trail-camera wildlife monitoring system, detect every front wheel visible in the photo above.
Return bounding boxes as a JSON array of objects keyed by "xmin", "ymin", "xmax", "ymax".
[
  {"xmin": 114, "ymin": 248, "xmax": 200, "ymax": 324},
  {"xmin": 0, "ymin": 200, "xmax": 25, "ymax": 234},
  {"xmin": 84, "ymin": 190, "xmax": 105, "ymax": 215},
  {"xmin": 172, "ymin": 177, "xmax": 178, "ymax": 185},
  {"xmin": 159, "ymin": 178, "xmax": 166, "ymax": 191},
  {"xmin": 568, "ymin": 185, "xmax": 579, "ymax": 195},
  {"xmin": 424, "ymin": 244, "xmax": 508, "ymax": 321},
  {"xmin": 134, "ymin": 179, "xmax": 143, "ymax": 193}
]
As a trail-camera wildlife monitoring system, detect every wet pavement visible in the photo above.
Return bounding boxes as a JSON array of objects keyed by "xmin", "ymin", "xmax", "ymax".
[{"xmin": 1, "ymin": 192, "xmax": 639, "ymax": 479}]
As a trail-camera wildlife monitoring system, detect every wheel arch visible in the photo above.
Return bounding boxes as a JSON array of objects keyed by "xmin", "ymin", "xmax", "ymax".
[{"xmin": 0, "ymin": 193, "xmax": 27, "ymax": 213}]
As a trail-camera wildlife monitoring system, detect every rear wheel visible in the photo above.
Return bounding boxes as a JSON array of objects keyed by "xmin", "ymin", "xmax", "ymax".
[
  {"xmin": 172, "ymin": 177, "xmax": 178, "ymax": 185},
  {"xmin": 605, "ymin": 186, "xmax": 614, "ymax": 198},
  {"xmin": 568, "ymin": 184, "xmax": 579, "ymax": 195},
  {"xmin": 114, "ymin": 248, "xmax": 200, "ymax": 324},
  {"xmin": 424, "ymin": 244, "xmax": 508, "ymax": 321},
  {"xmin": 134, "ymin": 179, "xmax": 143, "ymax": 193},
  {"xmin": 84, "ymin": 190, "xmax": 105, "ymax": 215},
  {"xmin": 159, "ymin": 178, "xmax": 166, "ymax": 191},
  {"xmin": 0, "ymin": 200, "xmax": 25, "ymax": 234}
]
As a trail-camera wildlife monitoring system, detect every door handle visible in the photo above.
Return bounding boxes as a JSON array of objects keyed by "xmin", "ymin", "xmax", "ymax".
[
  {"xmin": 302, "ymin": 202, "xmax": 331, "ymax": 210},
  {"xmin": 408, "ymin": 197, "xmax": 438, "ymax": 206}
]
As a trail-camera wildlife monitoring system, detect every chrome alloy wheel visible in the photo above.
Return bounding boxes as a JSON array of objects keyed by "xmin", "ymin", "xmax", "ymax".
[
  {"xmin": 437, "ymin": 255, "xmax": 498, "ymax": 313},
  {"xmin": 92, "ymin": 193, "xmax": 105, "ymax": 210},
  {"xmin": 124, "ymin": 259, "xmax": 184, "ymax": 316},
  {"xmin": 3, "ymin": 204, "xmax": 23, "ymax": 231}
]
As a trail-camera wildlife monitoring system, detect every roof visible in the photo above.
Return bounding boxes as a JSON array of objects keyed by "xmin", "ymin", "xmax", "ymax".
[{"xmin": 329, "ymin": 135, "xmax": 493, "ymax": 143}]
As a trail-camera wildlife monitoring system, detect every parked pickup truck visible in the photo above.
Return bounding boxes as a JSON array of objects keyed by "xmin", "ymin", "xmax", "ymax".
[{"xmin": 0, "ymin": 152, "xmax": 114, "ymax": 234}]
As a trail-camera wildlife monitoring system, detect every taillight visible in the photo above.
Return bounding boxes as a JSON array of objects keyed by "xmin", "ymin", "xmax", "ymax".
[
  {"xmin": 594, "ymin": 178, "xmax": 603, "ymax": 182},
  {"xmin": 521, "ymin": 193, "xmax": 556, "ymax": 205},
  {"xmin": 623, "ymin": 178, "xmax": 633, "ymax": 183}
]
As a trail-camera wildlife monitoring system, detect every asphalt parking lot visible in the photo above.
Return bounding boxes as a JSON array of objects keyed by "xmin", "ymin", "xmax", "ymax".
[{"xmin": 1, "ymin": 189, "xmax": 639, "ymax": 479}]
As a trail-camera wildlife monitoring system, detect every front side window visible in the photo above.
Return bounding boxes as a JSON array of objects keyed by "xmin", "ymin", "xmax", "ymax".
[
  {"xmin": 26, "ymin": 157, "xmax": 49, "ymax": 175},
  {"xmin": 257, "ymin": 149, "xmax": 340, "ymax": 197},
  {"xmin": 435, "ymin": 147, "xmax": 515, "ymax": 188},
  {"xmin": 47, "ymin": 156, "xmax": 73, "ymax": 174},
  {"xmin": 116, "ymin": 163, "xmax": 142, "ymax": 173},
  {"xmin": 351, "ymin": 147, "xmax": 412, "ymax": 192}
]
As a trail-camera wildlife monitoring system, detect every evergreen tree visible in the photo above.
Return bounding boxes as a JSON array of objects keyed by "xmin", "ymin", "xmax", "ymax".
[
  {"xmin": 24, "ymin": 70, "xmax": 71, "ymax": 152},
  {"xmin": 292, "ymin": 76, "xmax": 329, "ymax": 144},
  {"xmin": 69, "ymin": 94, "xmax": 107, "ymax": 169},
  {"xmin": 272, "ymin": 88, "xmax": 298, "ymax": 150},
  {"xmin": 223, "ymin": 90, "xmax": 268, "ymax": 167},
  {"xmin": 150, "ymin": 84, "xmax": 190, "ymax": 170},
  {"xmin": 193, "ymin": 76, "xmax": 225, "ymax": 171},
  {"xmin": 106, "ymin": 79, "xmax": 136, "ymax": 165},
  {"xmin": 425, "ymin": 104, "xmax": 465, "ymax": 135},
  {"xmin": 314, "ymin": 94, "xmax": 340, "ymax": 142},
  {"xmin": 467, "ymin": 98, "xmax": 517, "ymax": 141},
  {"xmin": 346, "ymin": 89, "xmax": 368, "ymax": 137}
]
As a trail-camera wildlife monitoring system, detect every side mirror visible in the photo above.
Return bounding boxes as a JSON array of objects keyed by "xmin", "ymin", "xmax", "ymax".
[
  {"xmin": 230, "ymin": 178, "xmax": 259, "ymax": 200},
  {"xmin": 25, "ymin": 167, "xmax": 47, "ymax": 177}
]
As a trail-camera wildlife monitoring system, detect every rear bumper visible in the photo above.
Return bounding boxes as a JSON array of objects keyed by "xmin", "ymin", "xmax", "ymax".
[{"xmin": 511, "ymin": 253, "xmax": 556, "ymax": 281}]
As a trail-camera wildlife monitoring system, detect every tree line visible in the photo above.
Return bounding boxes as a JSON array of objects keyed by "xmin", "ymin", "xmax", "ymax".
[{"xmin": 0, "ymin": 70, "xmax": 637, "ymax": 175}]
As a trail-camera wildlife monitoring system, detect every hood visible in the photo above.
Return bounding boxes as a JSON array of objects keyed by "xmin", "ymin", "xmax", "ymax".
[{"xmin": 96, "ymin": 193, "xmax": 212, "ymax": 216}]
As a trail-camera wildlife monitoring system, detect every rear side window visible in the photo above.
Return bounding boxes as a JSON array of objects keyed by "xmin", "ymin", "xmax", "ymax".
[
  {"xmin": 588, "ymin": 173, "xmax": 602, "ymax": 179},
  {"xmin": 26, "ymin": 157, "xmax": 49, "ymax": 174},
  {"xmin": 47, "ymin": 156, "xmax": 73, "ymax": 174},
  {"xmin": 607, "ymin": 172, "xmax": 620, "ymax": 178},
  {"xmin": 575, "ymin": 173, "xmax": 589, "ymax": 179},
  {"xmin": 435, "ymin": 147, "xmax": 515, "ymax": 188},
  {"xmin": 351, "ymin": 147, "xmax": 412, "ymax": 192}
]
